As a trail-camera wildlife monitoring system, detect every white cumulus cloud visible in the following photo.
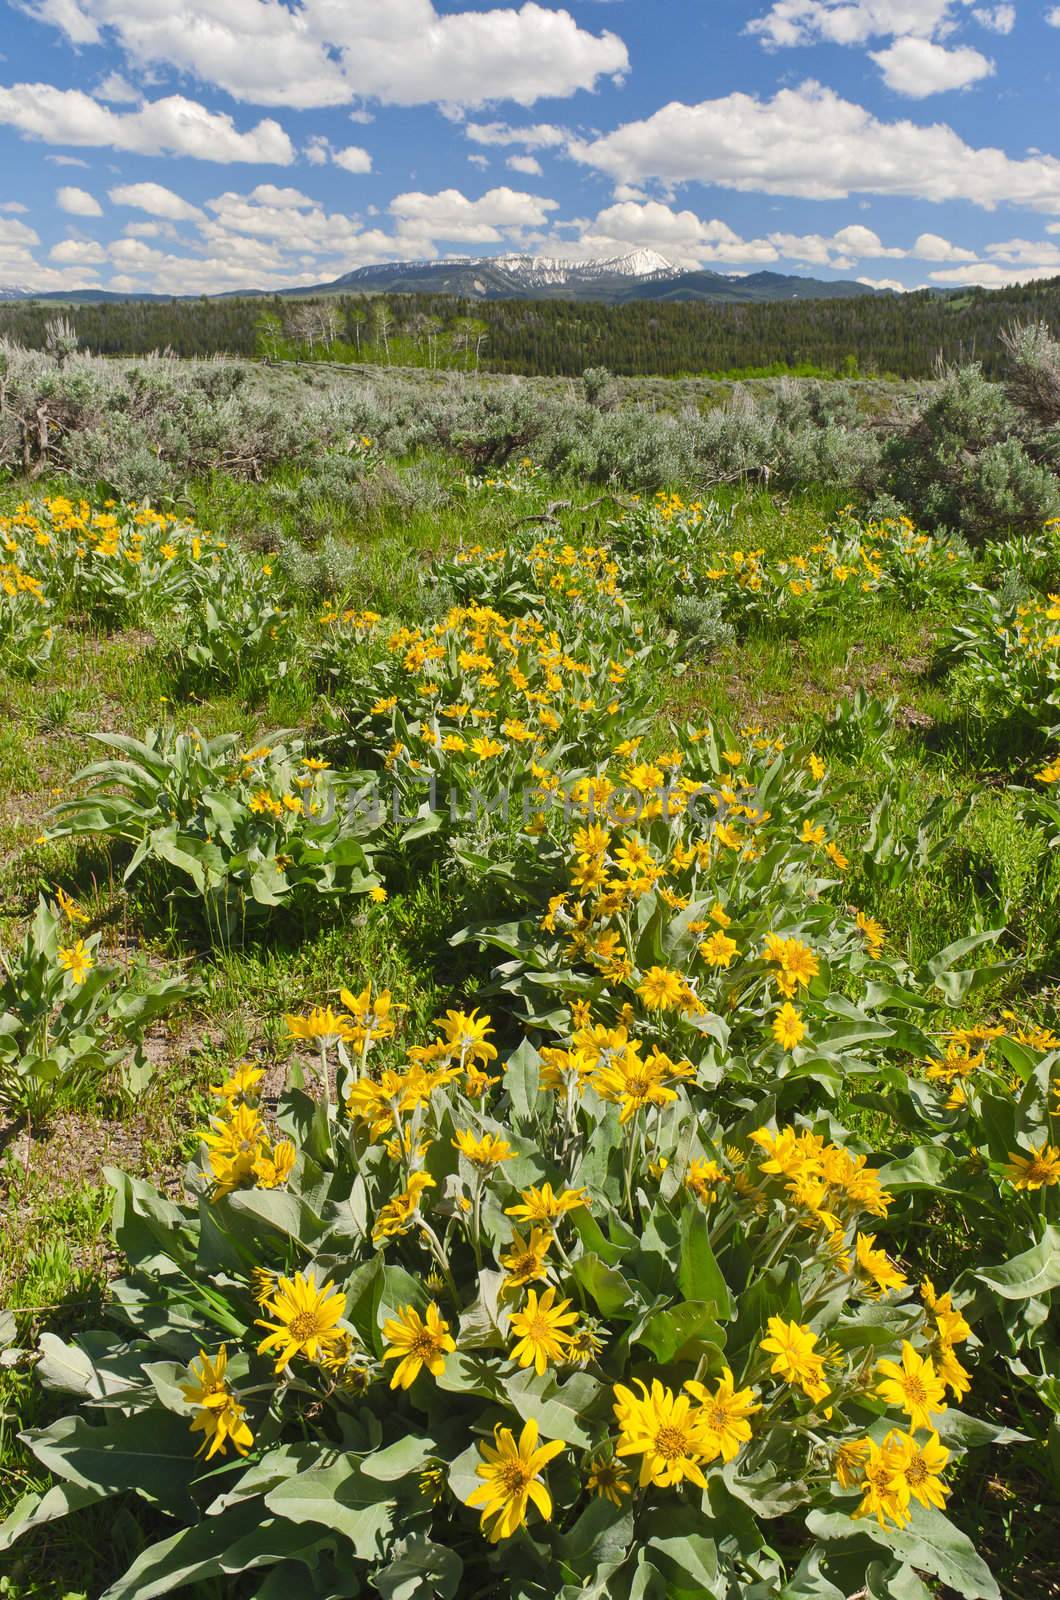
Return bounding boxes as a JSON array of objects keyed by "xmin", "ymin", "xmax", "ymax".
[
  {"xmin": 0, "ymin": 84, "xmax": 295, "ymax": 163},
  {"xmin": 911, "ymin": 230, "xmax": 979, "ymax": 260},
  {"xmin": 20, "ymin": 0, "xmax": 628, "ymax": 110},
  {"xmin": 506, "ymin": 154, "xmax": 543, "ymax": 176},
  {"xmin": 569, "ymin": 82, "xmax": 1060, "ymax": 211},
  {"xmin": 972, "ymin": 5, "xmax": 1015, "ymax": 32},
  {"xmin": 389, "ymin": 185, "xmax": 560, "ymax": 244},
  {"xmin": 109, "ymin": 180, "xmax": 206, "ymax": 220},
  {"xmin": 50, "ymin": 237, "xmax": 108, "ymax": 263},
  {"xmin": 465, "ymin": 121, "xmax": 567, "ymax": 149},
  {"xmin": 870, "ymin": 37, "xmax": 995, "ymax": 95},
  {"xmin": 332, "ymin": 145, "xmax": 372, "ymax": 174},
  {"xmin": 747, "ymin": 0, "xmax": 961, "ymax": 48},
  {"xmin": 56, "ymin": 184, "xmax": 103, "ymax": 215},
  {"xmin": 929, "ymin": 261, "xmax": 1060, "ymax": 285},
  {"xmin": 984, "ymin": 236, "xmax": 1060, "ymax": 264},
  {"xmin": 93, "ymin": 70, "xmax": 140, "ymax": 101},
  {"xmin": 0, "ymin": 216, "xmax": 41, "ymax": 247}
]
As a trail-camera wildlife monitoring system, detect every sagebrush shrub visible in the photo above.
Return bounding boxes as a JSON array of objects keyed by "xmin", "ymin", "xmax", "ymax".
[{"xmin": 882, "ymin": 363, "xmax": 1060, "ymax": 542}]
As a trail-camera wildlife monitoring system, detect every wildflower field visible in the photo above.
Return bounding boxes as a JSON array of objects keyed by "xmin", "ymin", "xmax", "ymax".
[{"xmin": 0, "ymin": 351, "xmax": 1059, "ymax": 1600}]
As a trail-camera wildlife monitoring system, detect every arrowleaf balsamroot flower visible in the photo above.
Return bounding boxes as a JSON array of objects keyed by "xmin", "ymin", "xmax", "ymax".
[
  {"xmin": 759, "ymin": 1317, "xmax": 831, "ymax": 1403},
  {"xmin": 372, "ymin": 1171, "xmax": 436, "ymax": 1242},
  {"xmin": 699, "ymin": 930, "xmax": 738, "ymax": 967},
  {"xmin": 285, "ymin": 1005, "xmax": 355, "ymax": 1044},
  {"xmin": 505, "ymin": 1183, "xmax": 587, "ymax": 1226},
  {"xmin": 683, "ymin": 1368, "xmax": 760, "ymax": 1462},
  {"xmin": 55, "ymin": 886, "xmax": 89, "ymax": 925},
  {"xmin": 772, "ymin": 1003, "xmax": 806, "ymax": 1051},
  {"xmin": 853, "ymin": 1232, "xmax": 908, "ymax": 1298},
  {"xmin": 636, "ymin": 965, "xmax": 689, "ymax": 1011},
  {"xmin": 57, "ymin": 939, "xmax": 94, "ymax": 985},
  {"xmin": 1004, "ymin": 1142, "xmax": 1060, "ymax": 1190},
  {"xmin": 180, "ymin": 1345, "xmax": 232, "ymax": 1410},
  {"xmin": 437, "ymin": 1007, "xmax": 496, "ymax": 1069},
  {"xmin": 499, "ymin": 1226, "xmax": 554, "ymax": 1290},
  {"xmin": 592, "ymin": 1046, "xmax": 680, "ymax": 1123},
  {"xmin": 188, "ymin": 1396, "xmax": 254, "ymax": 1462},
  {"xmin": 209, "ymin": 1062, "xmax": 264, "ymax": 1105},
  {"xmin": 889, "ymin": 1429, "xmax": 950, "ymax": 1512},
  {"xmin": 381, "ymin": 1302, "xmax": 455, "ymax": 1390},
  {"xmin": 833, "ymin": 1437, "xmax": 870, "ymax": 1490},
  {"xmin": 613, "ymin": 1378, "xmax": 716, "ymax": 1489},
  {"xmin": 255, "ymin": 1270, "xmax": 347, "ymax": 1373},
  {"xmin": 339, "ymin": 983, "xmax": 398, "ymax": 1048},
  {"xmin": 876, "ymin": 1341, "xmax": 947, "ymax": 1431},
  {"xmin": 587, "ymin": 1452, "xmax": 631, "ymax": 1505},
  {"xmin": 851, "ymin": 1436, "xmax": 910, "ymax": 1529},
  {"xmin": 453, "ymin": 1129, "xmax": 512, "ymax": 1170},
  {"xmin": 201, "ymin": 1103, "xmax": 266, "ymax": 1196},
  {"xmin": 466, "ymin": 1418, "xmax": 566, "ymax": 1542},
  {"xmin": 180, "ymin": 1346, "xmax": 254, "ymax": 1461},
  {"xmin": 507, "ymin": 1286, "xmax": 579, "ymax": 1375}
]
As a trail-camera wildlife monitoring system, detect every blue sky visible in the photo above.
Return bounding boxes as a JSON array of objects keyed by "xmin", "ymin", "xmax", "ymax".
[{"xmin": 2, "ymin": 0, "xmax": 1060, "ymax": 295}]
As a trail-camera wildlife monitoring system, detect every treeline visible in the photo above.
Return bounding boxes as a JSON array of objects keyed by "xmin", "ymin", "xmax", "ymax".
[{"xmin": 3, "ymin": 278, "xmax": 1060, "ymax": 378}]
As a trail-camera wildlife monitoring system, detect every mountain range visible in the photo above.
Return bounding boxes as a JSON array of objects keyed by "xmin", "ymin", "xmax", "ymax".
[{"xmin": 0, "ymin": 249, "xmax": 891, "ymax": 307}]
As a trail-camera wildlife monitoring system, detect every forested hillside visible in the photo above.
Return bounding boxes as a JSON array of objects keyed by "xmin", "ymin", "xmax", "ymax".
[{"xmin": 3, "ymin": 275, "xmax": 1060, "ymax": 377}]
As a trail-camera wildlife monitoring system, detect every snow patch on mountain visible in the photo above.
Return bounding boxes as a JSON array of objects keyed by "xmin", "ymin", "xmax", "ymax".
[{"xmin": 490, "ymin": 249, "xmax": 675, "ymax": 284}]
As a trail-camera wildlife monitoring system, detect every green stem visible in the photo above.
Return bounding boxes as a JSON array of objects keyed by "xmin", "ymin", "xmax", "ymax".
[
  {"xmin": 417, "ymin": 1219, "xmax": 461, "ymax": 1309},
  {"xmin": 471, "ymin": 1172, "xmax": 484, "ymax": 1272}
]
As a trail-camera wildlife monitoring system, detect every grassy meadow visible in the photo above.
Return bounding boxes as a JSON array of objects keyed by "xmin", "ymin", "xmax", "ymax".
[{"xmin": 0, "ymin": 348, "xmax": 1058, "ymax": 1600}]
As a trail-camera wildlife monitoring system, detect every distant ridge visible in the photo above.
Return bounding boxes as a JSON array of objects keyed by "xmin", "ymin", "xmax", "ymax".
[
  {"xmin": 296, "ymin": 251, "xmax": 885, "ymax": 306},
  {"xmin": 0, "ymin": 249, "xmax": 891, "ymax": 307}
]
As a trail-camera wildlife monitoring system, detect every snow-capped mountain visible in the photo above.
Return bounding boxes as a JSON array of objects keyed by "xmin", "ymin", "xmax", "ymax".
[
  {"xmin": 0, "ymin": 252, "xmax": 887, "ymax": 308},
  {"xmin": 487, "ymin": 249, "xmax": 676, "ymax": 286},
  {"xmin": 323, "ymin": 250, "xmax": 682, "ymax": 299},
  {"xmin": 314, "ymin": 250, "xmax": 879, "ymax": 305}
]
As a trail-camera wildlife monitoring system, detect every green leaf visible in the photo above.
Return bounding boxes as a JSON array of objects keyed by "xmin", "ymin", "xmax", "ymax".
[
  {"xmin": 677, "ymin": 1206, "xmax": 732, "ymax": 1319},
  {"xmin": 877, "ymin": 1147, "xmax": 956, "ymax": 1193},
  {"xmin": 807, "ymin": 1506, "xmax": 1000, "ymax": 1600},
  {"xmin": 574, "ymin": 1254, "xmax": 634, "ymax": 1319},
  {"xmin": 504, "ymin": 1038, "xmax": 541, "ymax": 1127},
  {"xmin": 433, "ymin": 1350, "xmax": 506, "ymax": 1400},
  {"xmin": 226, "ymin": 1187, "xmax": 326, "ymax": 1248},
  {"xmin": 24, "ymin": 1411, "xmax": 199, "ymax": 1520},
  {"xmin": 569, "ymin": 1207, "xmax": 626, "ymax": 1268},
  {"xmin": 100, "ymin": 1505, "xmax": 335, "ymax": 1600},
  {"xmin": 977, "ymin": 1227, "xmax": 1060, "ymax": 1300},
  {"xmin": 360, "ymin": 1434, "xmax": 438, "ymax": 1482},
  {"xmin": 647, "ymin": 1531, "xmax": 723, "ymax": 1598},
  {"xmin": 34, "ymin": 1333, "xmax": 141, "ymax": 1399},
  {"xmin": 265, "ymin": 1458, "xmax": 396, "ymax": 1560},
  {"xmin": 106, "ymin": 1168, "xmax": 194, "ymax": 1269},
  {"xmin": 205, "ymin": 1445, "xmax": 324, "ymax": 1515},
  {"xmin": 866, "ymin": 1563, "xmax": 934, "ymax": 1600},
  {"xmin": 721, "ymin": 1461, "xmax": 808, "ymax": 1517},
  {"xmin": 777, "ymin": 1546, "xmax": 845, "ymax": 1600},
  {"xmin": 374, "ymin": 1537, "xmax": 463, "ymax": 1600},
  {"xmin": 926, "ymin": 929, "xmax": 1004, "ymax": 977},
  {"xmin": 635, "ymin": 1302, "xmax": 725, "ymax": 1364},
  {"xmin": 556, "ymin": 1497, "xmax": 634, "ymax": 1581},
  {"xmin": 936, "ymin": 1409, "xmax": 1028, "ymax": 1449},
  {"xmin": 0, "ymin": 1482, "xmax": 107, "ymax": 1553},
  {"xmin": 504, "ymin": 1366, "xmax": 601, "ymax": 1449}
]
